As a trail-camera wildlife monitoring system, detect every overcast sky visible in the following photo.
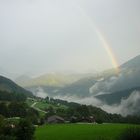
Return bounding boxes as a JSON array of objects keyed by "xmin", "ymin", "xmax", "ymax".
[{"xmin": 0, "ymin": 0, "xmax": 140, "ymax": 77}]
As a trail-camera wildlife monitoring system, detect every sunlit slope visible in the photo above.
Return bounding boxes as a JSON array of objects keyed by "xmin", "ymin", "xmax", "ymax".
[
  {"xmin": 19, "ymin": 55, "xmax": 140, "ymax": 108},
  {"xmin": 16, "ymin": 73, "xmax": 93, "ymax": 87}
]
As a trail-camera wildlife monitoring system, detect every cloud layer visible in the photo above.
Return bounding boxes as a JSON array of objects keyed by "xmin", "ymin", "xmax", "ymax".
[
  {"xmin": 53, "ymin": 91, "xmax": 140, "ymax": 116},
  {"xmin": 31, "ymin": 84, "xmax": 140, "ymax": 116}
]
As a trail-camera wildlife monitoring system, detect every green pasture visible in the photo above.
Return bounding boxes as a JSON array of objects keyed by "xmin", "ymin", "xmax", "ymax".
[
  {"xmin": 35, "ymin": 123, "xmax": 135, "ymax": 140},
  {"xmin": 34, "ymin": 101, "xmax": 67, "ymax": 110},
  {"xmin": 26, "ymin": 99, "xmax": 35, "ymax": 106}
]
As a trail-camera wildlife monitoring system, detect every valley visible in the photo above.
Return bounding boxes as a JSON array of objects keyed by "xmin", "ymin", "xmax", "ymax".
[
  {"xmin": 16, "ymin": 55, "xmax": 140, "ymax": 116},
  {"xmin": 1, "ymin": 0, "xmax": 140, "ymax": 139},
  {"xmin": 0, "ymin": 56, "xmax": 140, "ymax": 139}
]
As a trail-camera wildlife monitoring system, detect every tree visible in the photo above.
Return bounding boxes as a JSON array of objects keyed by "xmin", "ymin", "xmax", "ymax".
[
  {"xmin": 46, "ymin": 106, "xmax": 55, "ymax": 117},
  {"xmin": 0, "ymin": 116, "xmax": 16, "ymax": 140},
  {"xmin": 8, "ymin": 102, "xmax": 27, "ymax": 117},
  {"xmin": 118, "ymin": 126, "xmax": 140, "ymax": 140},
  {"xmin": 16, "ymin": 119, "xmax": 35, "ymax": 140},
  {"xmin": 0, "ymin": 103, "xmax": 8, "ymax": 117},
  {"xmin": 26, "ymin": 108, "xmax": 39, "ymax": 124},
  {"xmin": 76, "ymin": 105, "xmax": 90, "ymax": 118}
]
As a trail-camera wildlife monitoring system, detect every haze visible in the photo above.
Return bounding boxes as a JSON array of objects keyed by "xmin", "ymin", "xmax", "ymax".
[{"xmin": 0, "ymin": 0, "xmax": 140, "ymax": 77}]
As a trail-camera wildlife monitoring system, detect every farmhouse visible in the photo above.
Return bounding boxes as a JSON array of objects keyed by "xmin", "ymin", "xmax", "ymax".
[{"xmin": 47, "ymin": 115, "xmax": 65, "ymax": 124}]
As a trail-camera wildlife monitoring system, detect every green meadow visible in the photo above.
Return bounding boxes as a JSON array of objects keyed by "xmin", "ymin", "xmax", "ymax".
[
  {"xmin": 34, "ymin": 101, "xmax": 67, "ymax": 110},
  {"xmin": 35, "ymin": 123, "xmax": 135, "ymax": 140}
]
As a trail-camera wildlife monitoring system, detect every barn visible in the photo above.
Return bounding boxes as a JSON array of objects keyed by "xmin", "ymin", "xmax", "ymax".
[{"xmin": 47, "ymin": 115, "xmax": 65, "ymax": 124}]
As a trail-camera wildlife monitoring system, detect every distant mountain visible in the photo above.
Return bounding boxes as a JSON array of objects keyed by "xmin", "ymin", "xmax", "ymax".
[
  {"xmin": 96, "ymin": 87, "xmax": 140, "ymax": 105},
  {"xmin": 0, "ymin": 75, "xmax": 33, "ymax": 97},
  {"xmin": 121, "ymin": 55, "xmax": 140, "ymax": 69},
  {"xmin": 15, "ymin": 75, "xmax": 32, "ymax": 86},
  {"xmin": 89, "ymin": 55, "xmax": 140, "ymax": 116},
  {"xmin": 0, "ymin": 67, "xmax": 20, "ymax": 80},
  {"xmin": 50, "ymin": 55, "xmax": 140, "ymax": 98},
  {"xmin": 24, "ymin": 74, "xmax": 98, "ymax": 98},
  {"xmin": 51, "ymin": 77, "xmax": 97, "ymax": 97},
  {"xmin": 25, "ymin": 55, "xmax": 140, "ymax": 97},
  {"xmin": 16, "ymin": 73, "xmax": 94, "ymax": 87},
  {"xmin": 19, "ymin": 55, "xmax": 140, "ymax": 116}
]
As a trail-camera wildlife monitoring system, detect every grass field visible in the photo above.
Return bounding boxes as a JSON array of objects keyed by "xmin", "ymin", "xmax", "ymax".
[
  {"xmin": 34, "ymin": 101, "xmax": 68, "ymax": 110},
  {"xmin": 35, "ymin": 123, "xmax": 134, "ymax": 140},
  {"xmin": 26, "ymin": 99, "xmax": 35, "ymax": 106}
]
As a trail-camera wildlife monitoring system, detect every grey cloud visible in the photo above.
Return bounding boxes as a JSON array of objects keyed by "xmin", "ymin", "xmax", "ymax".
[
  {"xmin": 89, "ymin": 76, "xmax": 118, "ymax": 95},
  {"xmin": 90, "ymin": 68, "xmax": 140, "ymax": 96},
  {"xmin": 54, "ymin": 90, "xmax": 140, "ymax": 116},
  {"xmin": 33, "ymin": 87, "xmax": 48, "ymax": 98},
  {"xmin": 30, "ymin": 82, "xmax": 140, "ymax": 116},
  {"xmin": 102, "ymin": 91, "xmax": 140, "ymax": 116}
]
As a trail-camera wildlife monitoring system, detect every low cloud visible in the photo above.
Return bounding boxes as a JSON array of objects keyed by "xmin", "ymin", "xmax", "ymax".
[
  {"xmin": 54, "ymin": 91, "xmax": 140, "ymax": 116},
  {"xmin": 33, "ymin": 87, "xmax": 48, "ymax": 98},
  {"xmin": 89, "ymin": 76, "xmax": 118, "ymax": 95},
  {"xmin": 30, "ymin": 85, "xmax": 140, "ymax": 116},
  {"xmin": 54, "ymin": 95, "xmax": 102, "ymax": 107},
  {"xmin": 89, "ymin": 69, "xmax": 140, "ymax": 96},
  {"xmin": 90, "ymin": 91, "xmax": 140, "ymax": 116},
  {"xmin": 115, "ymin": 91, "xmax": 140, "ymax": 116}
]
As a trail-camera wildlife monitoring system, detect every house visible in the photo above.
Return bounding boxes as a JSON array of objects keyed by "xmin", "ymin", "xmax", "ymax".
[
  {"xmin": 47, "ymin": 115, "xmax": 65, "ymax": 124},
  {"xmin": 80, "ymin": 116, "xmax": 96, "ymax": 123},
  {"xmin": 70, "ymin": 116, "xmax": 78, "ymax": 123},
  {"xmin": 89, "ymin": 116, "xmax": 96, "ymax": 123}
]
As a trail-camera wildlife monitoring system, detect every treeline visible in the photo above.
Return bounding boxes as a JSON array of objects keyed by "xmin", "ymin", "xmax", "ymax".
[
  {"xmin": 0, "ymin": 102, "xmax": 39, "ymax": 124},
  {"xmin": 45, "ymin": 96, "xmax": 114, "ymax": 122},
  {"xmin": 0, "ymin": 90, "xmax": 26, "ymax": 102},
  {"xmin": 45, "ymin": 97, "xmax": 80, "ymax": 108},
  {"xmin": 44, "ymin": 97, "xmax": 140, "ymax": 124}
]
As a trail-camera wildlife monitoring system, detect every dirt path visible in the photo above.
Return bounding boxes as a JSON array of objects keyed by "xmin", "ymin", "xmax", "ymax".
[{"xmin": 31, "ymin": 102, "xmax": 47, "ymax": 114}]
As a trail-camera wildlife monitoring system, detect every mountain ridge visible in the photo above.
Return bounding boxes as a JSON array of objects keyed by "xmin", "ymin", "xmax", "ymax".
[
  {"xmin": 120, "ymin": 55, "xmax": 140, "ymax": 69},
  {"xmin": 0, "ymin": 75, "xmax": 33, "ymax": 97},
  {"xmin": 14, "ymin": 55, "xmax": 140, "ymax": 116}
]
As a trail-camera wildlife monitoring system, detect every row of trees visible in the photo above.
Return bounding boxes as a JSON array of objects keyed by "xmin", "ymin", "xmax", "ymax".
[
  {"xmin": 0, "ymin": 90, "xmax": 26, "ymax": 102},
  {"xmin": 0, "ymin": 102, "xmax": 39, "ymax": 124},
  {"xmin": 43, "ymin": 97, "xmax": 140, "ymax": 124}
]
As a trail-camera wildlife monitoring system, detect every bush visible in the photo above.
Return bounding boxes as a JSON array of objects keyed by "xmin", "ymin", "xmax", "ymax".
[
  {"xmin": 0, "ymin": 135, "xmax": 16, "ymax": 140},
  {"xmin": 16, "ymin": 119, "xmax": 35, "ymax": 140},
  {"xmin": 118, "ymin": 126, "xmax": 140, "ymax": 140},
  {"xmin": 96, "ymin": 118, "xmax": 103, "ymax": 124}
]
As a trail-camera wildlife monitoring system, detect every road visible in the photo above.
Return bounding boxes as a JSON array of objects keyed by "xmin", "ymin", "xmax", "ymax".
[{"xmin": 31, "ymin": 102, "xmax": 48, "ymax": 114}]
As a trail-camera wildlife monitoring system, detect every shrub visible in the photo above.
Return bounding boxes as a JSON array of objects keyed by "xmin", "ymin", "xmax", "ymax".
[
  {"xmin": 0, "ymin": 135, "xmax": 16, "ymax": 140},
  {"xmin": 96, "ymin": 118, "xmax": 103, "ymax": 124},
  {"xmin": 118, "ymin": 126, "xmax": 140, "ymax": 140},
  {"xmin": 16, "ymin": 119, "xmax": 35, "ymax": 140}
]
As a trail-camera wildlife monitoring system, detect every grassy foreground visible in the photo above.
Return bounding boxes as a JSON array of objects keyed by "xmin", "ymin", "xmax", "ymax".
[{"xmin": 35, "ymin": 123, "xmax": 134, "ymax": 140}]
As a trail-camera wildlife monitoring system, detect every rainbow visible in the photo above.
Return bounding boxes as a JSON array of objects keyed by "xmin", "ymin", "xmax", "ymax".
[
  {"xmin": 76, "ymin": 4, "xmax": 120, "ymax": 73},
  {"xmin": 95, "ymin": 27, "xmax": 120, "ymax": 73}
]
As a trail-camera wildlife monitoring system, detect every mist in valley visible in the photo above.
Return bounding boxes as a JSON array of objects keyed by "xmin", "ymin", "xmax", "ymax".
[{"xmin": 0, "ymin": 0, "xmax": 140, "ymax": 117}]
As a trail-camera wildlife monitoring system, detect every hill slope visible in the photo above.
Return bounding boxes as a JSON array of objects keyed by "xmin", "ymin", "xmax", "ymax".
[
  {"xmin": 121, "ymin": 55, "xmax": 140, "ymax": 69},
  {"xmin": 17, "ymin": 55, "xmax": 140, "ymax": 116},
  {"xmin": 0, "ymin": 75, "xmax": 33, "ymax": 97},
  {"xmin": 16, "ymin": 73, "xmax": 92, "ymax": 87}
]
